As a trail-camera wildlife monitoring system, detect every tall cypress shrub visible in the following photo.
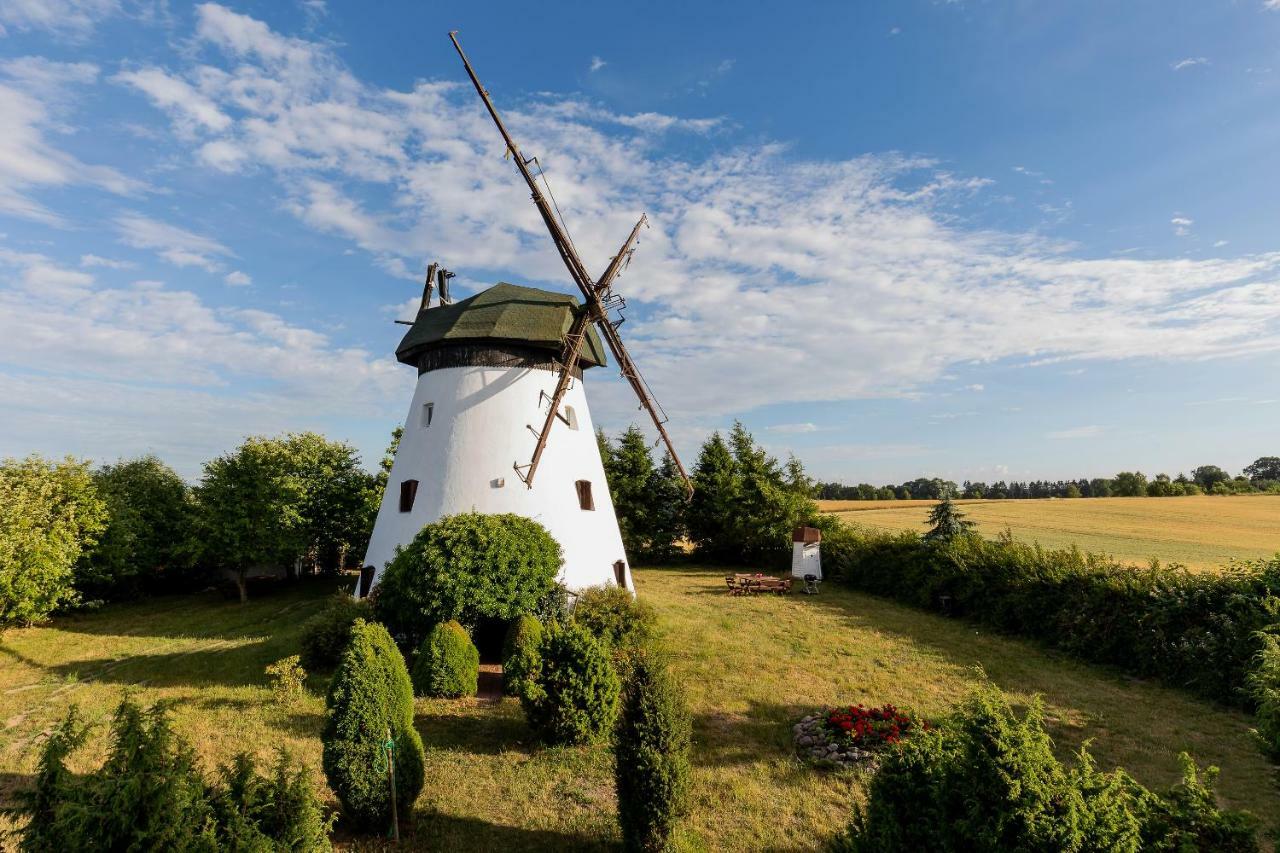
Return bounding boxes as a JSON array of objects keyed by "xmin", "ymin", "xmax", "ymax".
[
  {"xmin": 322, "ymin": 619, "xmax": 425, "ymax": 832},
  {"xmin": 615, "ymin": 649, "xmax": 692, "ymax": 853},
  {"xmin": 502, "ymin": 614, "xmax": 544, "ymax": 698}
]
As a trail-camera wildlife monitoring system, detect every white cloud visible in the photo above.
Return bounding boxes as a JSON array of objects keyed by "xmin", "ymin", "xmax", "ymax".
[
  {"xmin": 0, "ymin": 247, "xmax": 402, "ymax": 474},
  {"xmin": 589, "ymin": 56, "xmax": 606, "ymax": 73},
  {"xmin": 80, "ymin": 253, "xmax": 135, "ymax": 269},
  {"xmin": 113, "ymin": 67, "xmax": 232, "ymax": 136},
  {"xmin": 115, "ymin": 212, "xmax": 233, "ymax": 271},
  {"xmin": 964, "ymin": 384, "xmax": 984, "ymax": 391},
  {"xmin": 0, "ymin": 57, "xmax": 143, "ymax": 224},
  {"xmin": 1047, "ymin": 425, "xmax": 1103, "ymax": 439},
  {"xmin": 61, "ymin": 7, "xmax": 1280, "ymax": 436},
  {"xmin": 1214, "ymin": 239, "xmax": 1229, "ymax": 248},
  {"xmin": 767, "ymin": 422, "xmax": 819, "ymax": 434},
  {"xmin": 0, "ymin": 0, "xmax": 119, "ymax": 40},
  {"xmin": 1264, "ymin": 0, "xmax": 1280, "ymax": 11},
  {"xmin": 1172, "ymin": 57, "xmax": 1209, "ymax": 71},
  {"xmin": 889, "ymin": 26, "xmax": 901, "ymax": 35},
  {"xmin": 1171, "ymin": 215, "xmax": 1194, "ymax": 237},
  {"xmin": 224, "ymin": 269, "xmax": 251, "ymax": 286}
]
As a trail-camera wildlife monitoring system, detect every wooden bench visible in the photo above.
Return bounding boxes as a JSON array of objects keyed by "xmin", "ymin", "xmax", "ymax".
[{"xmin": 726, "ymin": 574, "xmax": 791, "ymax": 596}]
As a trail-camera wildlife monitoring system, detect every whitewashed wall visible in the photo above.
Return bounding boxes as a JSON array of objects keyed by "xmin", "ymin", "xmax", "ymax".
[{"xmin": 362, "ymin": 364, "xmax": 632, "ymax": 594}]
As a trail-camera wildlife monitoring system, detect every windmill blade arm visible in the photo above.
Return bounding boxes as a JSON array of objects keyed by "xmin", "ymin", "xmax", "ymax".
[
  {"xmin": 516, "ymin": 310, "xmax": 592, "ymax": 488},
  {"xmin": 595, "ymin": 319, "xmax": 693, "ymax": 497}
]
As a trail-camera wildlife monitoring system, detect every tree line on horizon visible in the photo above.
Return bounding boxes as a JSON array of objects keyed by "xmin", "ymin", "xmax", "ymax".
[{"xmin": 814, "ymin": 456, "xmax": 1280, "ymax": 501}]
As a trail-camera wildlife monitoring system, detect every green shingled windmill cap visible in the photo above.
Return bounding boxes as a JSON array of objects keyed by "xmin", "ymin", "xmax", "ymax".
[{"xmin": 395, "ymin": 281, "xmax": 608, "ymax": 368}]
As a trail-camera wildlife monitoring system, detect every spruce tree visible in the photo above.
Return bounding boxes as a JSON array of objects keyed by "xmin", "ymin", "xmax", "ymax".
[
  {"xmin": 609, "ymin": 426, "xmax": 658, "ymax": 557},
  {"xmin": 686, "ymin": 432, "xmax": 739, "ymax": 561},
  {"xmin": 923, "ymin": 497, "xmax": 975, "ymax": 544}
]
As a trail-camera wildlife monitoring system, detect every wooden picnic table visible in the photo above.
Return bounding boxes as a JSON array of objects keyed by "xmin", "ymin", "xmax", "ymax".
[{"xmin": 725, "ymin": 573, "xmax": 792, "ymax": 596}]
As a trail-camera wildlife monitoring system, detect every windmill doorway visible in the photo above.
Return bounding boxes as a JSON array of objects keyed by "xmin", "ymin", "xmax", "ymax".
[{"xmin": 472, "ymin": 617, "xmax": 508, "ymax": 663}]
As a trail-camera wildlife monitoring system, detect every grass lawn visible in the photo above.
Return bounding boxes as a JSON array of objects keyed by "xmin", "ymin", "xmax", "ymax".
[
  {"xmin": 819, "ymin": 494, "xmax": 1280, "ymax": 571},
  {"xmin": 1, "ymin": 568, "xmax": 1276, "ymax": 850}
]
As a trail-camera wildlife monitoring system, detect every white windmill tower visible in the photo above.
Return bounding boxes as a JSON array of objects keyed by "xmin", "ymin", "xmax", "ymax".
[{"xmin": 358, "ymin": 35, "xmax": 692, "ymax": 598}]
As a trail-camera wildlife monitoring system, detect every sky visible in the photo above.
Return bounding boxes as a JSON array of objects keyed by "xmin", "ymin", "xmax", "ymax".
[{"xmin": 1, "ymin": 0, "xmax": 1278, "ymax": 485}]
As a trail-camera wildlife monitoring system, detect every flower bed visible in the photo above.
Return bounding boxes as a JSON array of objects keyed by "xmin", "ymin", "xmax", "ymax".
[{"xmin": 793, "ymin": 703, "xmax": 927, "ymax": 770}]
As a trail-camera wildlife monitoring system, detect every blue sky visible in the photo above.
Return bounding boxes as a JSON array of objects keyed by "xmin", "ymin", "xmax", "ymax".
[{"xmin": 1, "ymin": 0, "xmax": 1278, "ymax": 484}]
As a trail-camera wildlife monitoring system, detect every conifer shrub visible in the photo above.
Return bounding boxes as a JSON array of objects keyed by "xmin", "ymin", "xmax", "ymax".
[
  {"xmin": 322, "ymin": 619, "xmax": 425, "ymax": 833},
  {"xmin": 615, "ymin": 648, "xmax": 691, "ymax": 853},
  {"xmin": 9, "ymin": 698, "xmax": 334, "ymax": 850},
  {"xmin": 300, "ymin": 591, "xmax": 372, "ymax": 671},
  {"xmin": 836, "ymin": 682, "xmax": 1259, "ymax": 853},
  {"xmin": 521, "ymin": 620, "xmax": 620, "ymax": 745},
  {"xmin": 375, "ymin": 512, "xmax": 562, "ymax": 647},
  {"xmin": 502, "ymin": 613, "xmax": 543, "ymax": 698},
  {"xmin": 211, "ymin": 751, "xmax": 335, "ymax": 850},
  {"xmin": 412, "ymin": 621, "xmax": 479, "ymax": 698}
]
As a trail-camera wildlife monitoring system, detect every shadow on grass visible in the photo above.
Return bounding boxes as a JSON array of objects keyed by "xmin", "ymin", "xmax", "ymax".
[
  {"xmin": 397, "ymin": 813, "xmax": 615, "ymax": 853},
  {"xmin": 37, "ymin": 640, "xmax": 283, "ymax": 689},
  {"xmin": 46, "ymin": 576, "xmax": 345, "ymax": 641},
  {"xmin": 692, "ymin": 699, "xmax": 811, "ymax": 769},
  {"xmin": 417, "ymin": 703, "xmax": 532, "ymax": 756}
]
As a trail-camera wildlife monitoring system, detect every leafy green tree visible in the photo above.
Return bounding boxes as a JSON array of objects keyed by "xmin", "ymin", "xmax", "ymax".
[
  {"xmin": 375, "ymin": 512, "xmax": 562, "ymax": 648},
  {"xmin": 1191, "ymin": 465, "xmax": 1230, "ymax": 492},
  {"xmin": 1064, "ymin": 484, "xmax": 1082, "ymax": 499},
  {"xmin": 191, "ymin": 437, "xmax": 306, "ymax": 602},
  {"xmin": 78, "ymin": 455, "xmax": 192, "ymax": 599},
  {"xmin": 280, "ymin": 432, "xmax": 378, "ymax": 574},
  {"xmin": 375, "ymin": 425, "xmax": 403, "ymax": 493},
  {"xmin": 0, "ymin": 455, "xmax": 106, "ymax": 625},
  {"xmin": 1111, "ymin": 471, "xmax": 1148, "ymax": 497},
  {"xmin": 615, "ymin": 649, "xmax": 692, "ymax": 853},
  {"xmin": 923, "ymin": 498, "xmax": 976, "ymax": 544},
  {"xmin": 1243, "ymin": 456, "xmax": 1280, "ymax": 485}
]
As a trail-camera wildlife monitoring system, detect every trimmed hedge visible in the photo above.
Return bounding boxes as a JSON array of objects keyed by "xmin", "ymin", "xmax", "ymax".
[
  {"xmin": 375, "ymin": 512, "xmax": 562, "ymax": 648},
  {"xmin": 300, "ymin": 592, "xmax": 372, "ymax": 671},
  {"xmin": 502, "ymin": 614, "xmax": 543, "ymax": 699},
  {"xmin": 521, "ymin": 620, "xmax": 620, "ymax": 745},
  {"xmin": 322, "ymin": 619, "xmax": 424, "ymax": 833},
  {"xmin": 824, "ymin": 525, "xmax": 1280, "ymax": 707},
  {"xmin": 838, "ymin": 683, "xmax": 1259, "ymax": 853},
  {"xmin": 412, "ymin": 621, "xmax": 479, "ymax": 698},
  {"xmin": 615, "ymin": 648, "xmax": 692, "ymax": 853}
]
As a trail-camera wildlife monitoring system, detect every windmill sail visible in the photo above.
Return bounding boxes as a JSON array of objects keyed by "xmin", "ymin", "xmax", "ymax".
[{"xmin": 448, "ymin": 31, "xmax": 692, "ymax": 496}]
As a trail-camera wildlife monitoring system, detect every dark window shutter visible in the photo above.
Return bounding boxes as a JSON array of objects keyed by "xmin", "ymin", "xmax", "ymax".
[
  {"xmin": 359, "ymin": 565, "xmax": 376, "ymax": 597},
  {"xmin": 613, "ymin": 560, "xmax": 627, "ymax": 589},
  {"xmin": 399, "ymin": 479, "xmax": 419, "ymax": 512},
  {"xmin": 575, "ymin": 480, "xmax": 594, "ymax": 511}
]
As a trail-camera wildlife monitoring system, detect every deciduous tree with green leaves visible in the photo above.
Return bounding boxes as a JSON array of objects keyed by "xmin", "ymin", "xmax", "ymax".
[
  {"xmin": 77, "ymin": 455, "xmax": 192, "ymax": 599},
  {"xmin": 0, "ymin": 455, "xmax": 106, "ymax": 625}
]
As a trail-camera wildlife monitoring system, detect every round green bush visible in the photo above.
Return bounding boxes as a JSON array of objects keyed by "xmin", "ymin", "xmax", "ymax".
[
  {"xmin": 412, "ymin": 621, "xmax": 479, "ymax": 698},
  {"xmin": 573, "ymin": 584, "xmax": 655, "ymax": 652},
  {"xmin": 300, "ymin": 592, "xmax": 371, "ymax": 671},
  {"xmin": 321, "ymin": 619, "xmax": 424, "ymax": 833},
  {"xmin": 520, "ymin": 620, "xmax": 620, "ymax": 746},
  {"xmin": 375, "ymin": 512, "xmax": 562, "ymax": 648},
  {"xmin": 615, "ymin": 648, "xmax": 692, "ymax": 853},
  {"xmin": 502, "ymin": 614, "xmax": 544, "ymax": 698}
]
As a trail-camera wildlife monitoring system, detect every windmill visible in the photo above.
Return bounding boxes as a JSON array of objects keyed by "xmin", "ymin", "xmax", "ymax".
[
  {"xmin": 357, "ymin": 35, "xmax": 691, "ymax": 598},
  {"xmin": 448, "ymin": 32, "xmax": 692, "ymax": 497}
]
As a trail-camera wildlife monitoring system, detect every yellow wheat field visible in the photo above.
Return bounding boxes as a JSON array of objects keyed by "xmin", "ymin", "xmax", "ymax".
[{"xmin": 819, "ymin": 495, "xmax": 1280, "ymax": 571}]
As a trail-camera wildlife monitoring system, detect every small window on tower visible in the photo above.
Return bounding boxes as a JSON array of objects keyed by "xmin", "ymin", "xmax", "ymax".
[
  {"xmin": 421, "ymin": 402, "xmax": 434, "ymax": 427},
  {"xmin": 399, "ymin": 479, "xmax": 419, "ymax": 512},
  {"xmin": 575, "ymin": 480, "xmax": 594, "ymax": 511},
  {"xmin": 564, "ymin": 405, "xmax": 579, "ymax": 430}
]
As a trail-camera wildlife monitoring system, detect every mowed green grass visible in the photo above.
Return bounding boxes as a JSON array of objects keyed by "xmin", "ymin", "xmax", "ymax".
[
  {"xmin": 819, "ymin": 494, "xmax": 1280, "ymax": 571},
  {"xmin": 1, "ymin": 569, "xmax": 1276, "ymax": 850}
]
